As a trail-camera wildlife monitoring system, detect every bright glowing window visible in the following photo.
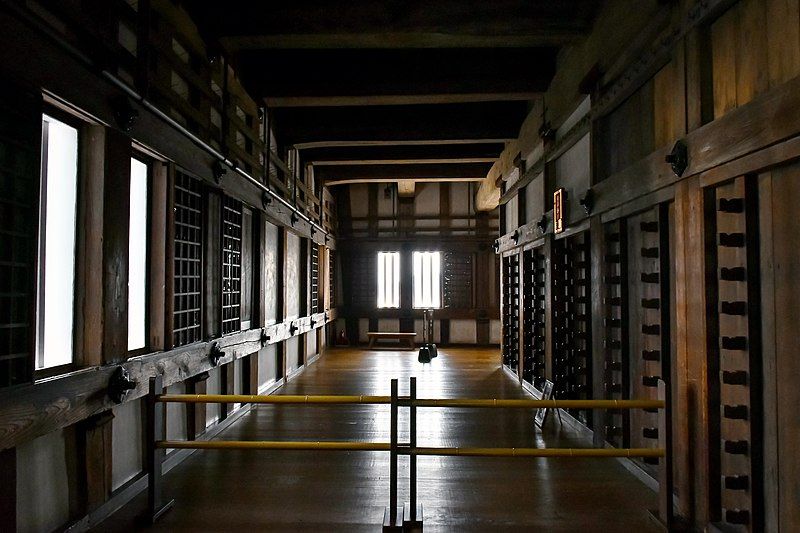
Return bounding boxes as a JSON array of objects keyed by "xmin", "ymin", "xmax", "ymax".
[
  {"xmin": 128, "ymin": 157, "xmax": 148, "ymax": 351},
  {"xmin": 413, "ymin": 251, "xmax": 441, "ymax": 309},
  {"xmin": 377, "ymin": 252, "xmax": 400, "ymax": 308},
  {"xmin": 37, "ymin": 114, "xmax": 79, "ymax": 370}
]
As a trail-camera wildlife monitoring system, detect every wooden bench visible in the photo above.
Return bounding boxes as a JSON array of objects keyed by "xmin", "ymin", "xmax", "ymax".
[{"xmin": 367, "ymin": 332, "xmax": 416, "ymax": 350}]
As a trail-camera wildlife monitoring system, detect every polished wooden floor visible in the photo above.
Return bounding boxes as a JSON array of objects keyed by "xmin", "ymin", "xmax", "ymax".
[{"xmin": 97, "ymin": 347, "xmax": 660, "ymax": 532}]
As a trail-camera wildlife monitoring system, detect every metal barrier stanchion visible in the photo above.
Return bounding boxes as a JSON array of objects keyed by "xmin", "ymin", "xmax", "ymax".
[
  {"xmin": 145, "ymin": 375, "xmax": 174, "ymax": 523},
  {"xmin": 404, "ymin": 376, "xmax": 423, "ymax": 528},
  {"xmin": 383, "ymin": 378, "xmax": 402, "ymax": 531}
]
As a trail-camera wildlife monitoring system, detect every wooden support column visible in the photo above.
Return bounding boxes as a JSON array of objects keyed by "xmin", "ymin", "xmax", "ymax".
[
  {"xmin": 440, "ymin": 182, "xmax": 451, "ymax": 234},
  {"xmin": 164, "ymin": 165, "xmax": 176, "ymax": 349},
  {"xmin": 220, "ymin": 362, "xmax": 235, "ymax": 420},
  {"xmin": 475, "ymin": 212, "xmax": 491, "ymax": 345},
  {"xmin": 590, "ymin": 216, "xmax": 607, "ymax": 446},
  {"xmin": 185, "ymin": 372, "xmax": 209, "ymax": 440},
  {"xmin": 76, "ymin": 125, "xmax": 105, "ymax": 367},
  {"xmin": 543, "ymin": 236, "xmax": 554, "ymax": 382},
  {"xmin": 673, "ymin": 176, "xmax": 708, "ymax": 524},
  {"xmin": 244, "ymin": 352, "xmax": 259, "ymax": 395},
  {"xmin": 102, "ymin": 129, "xmax": 132, "ymax": 364},
  {"xmin": 0, "ymin": 448, "xmax": 15, "ymax": 531},
  {"xmin": 204, "ymin": 190, "xmax": 222, "ymax": 339},
  {"xmin": 256, "ymin": 213, "xmax": 267, "ymax": 328},
  {"xmin": 78, "ymin": 411, "xmax": 114, "ymax": 512},
  {"xmin": 149, "ymin": 161, "xmax": 168, "ymax": 351},
  {"xmin": 368, "ymin": 183, "xmax": 378, "ymax": 237}
]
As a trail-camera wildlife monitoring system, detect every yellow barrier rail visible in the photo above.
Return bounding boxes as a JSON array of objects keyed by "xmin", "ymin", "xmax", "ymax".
[
  {"xmin": 157, "ymin": 440, "xmax": 391, "ymax": 452},
  {"xmin": 157, "ymin": 394, "xmax": 391, "ymax": 405},
  {"xmin": 412, "ymin": 398, "xmax": 664, "ymax": 409},
  {"xmin": 408, "ymin": 446, "xmax": 665, "ymax": 458}
]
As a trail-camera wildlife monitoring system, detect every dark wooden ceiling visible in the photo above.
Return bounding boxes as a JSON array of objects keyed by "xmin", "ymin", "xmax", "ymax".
[{"xmin": 185, "ymin": 1, "xmax": 602, "ymax": 184}]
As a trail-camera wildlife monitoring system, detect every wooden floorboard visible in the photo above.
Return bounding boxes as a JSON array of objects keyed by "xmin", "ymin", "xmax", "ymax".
[{"xmin": 95, "ymin": 347, "xmax": 660, "ymax": 532}]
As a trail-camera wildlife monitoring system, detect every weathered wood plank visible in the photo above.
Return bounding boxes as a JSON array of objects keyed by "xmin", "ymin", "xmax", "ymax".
[
  {"xmin": 711, "ymin": 6, "xmax": 738, "ymax": 119},
  {"xmin": 766, "ymin": 0, "xmax": 800, "ymax": 87},
  {"xmin": 735, "ymin": 0, "xmax": 769, "ymax": 107},
  {"xmin": 102, "ymin": 129, "xmax": 132, "ymax": 364}
]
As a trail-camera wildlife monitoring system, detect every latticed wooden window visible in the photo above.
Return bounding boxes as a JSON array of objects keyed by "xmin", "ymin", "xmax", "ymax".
[
  {"xmin": 0, "ymin": 91, "xmax": 39, "ymax": 387},
  {"xmin": 328, "ymin": 249, "xmax": 336, "ymax": 309},
  {"xmin": 173, "ymin": 172, "xmax": 203, "ymax": 347},
  {"xmin": 221, "ymin": 196, "xmax": 242, "ymax": 335},
  {"xmin": 310, "ymin": 244, "xmax": 320, "ymax": 314}
]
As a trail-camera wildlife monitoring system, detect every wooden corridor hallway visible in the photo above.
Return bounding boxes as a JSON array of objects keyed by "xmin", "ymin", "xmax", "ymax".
[{"xmin": 96, "ymin": 347, "xmax": 659, "ymax": 532}]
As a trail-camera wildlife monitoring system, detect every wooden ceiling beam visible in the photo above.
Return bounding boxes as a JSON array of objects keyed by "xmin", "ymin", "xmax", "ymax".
[
  {"xmin": 301, "ymin": 143, "xmax": 505, "ymax": 165},
  {"xmin": 315, "ymin": 162, "xmax": 490, "ymax": 183}
]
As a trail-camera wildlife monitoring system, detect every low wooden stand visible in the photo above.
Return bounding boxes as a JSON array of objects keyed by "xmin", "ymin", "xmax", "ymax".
[{"xmin": 367, "ymin": 332, "xmax": 416, "ymax": 350}]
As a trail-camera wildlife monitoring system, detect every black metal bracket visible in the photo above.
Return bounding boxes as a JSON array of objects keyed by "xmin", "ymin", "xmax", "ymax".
[
  {"xmin": 262, "ymin": 191, "xmax": 273, "ymax": 209},
  {"xmin": 290, "ymin": 212, "xmax": 299, "ymax": 226},
  {"xmin": 512, "ymin": 229, "xmax": 519, "ymax": 243},
  {"xmin": 665, "ymin": 140, "xmax": 688, "ymax": 177},
  {"xmin": 209, "ymin": 343, "xmax": 225, "ymax": 366},
  {"xmin": 536, "ymin": 214, "xmax": 548, "ymax": 233},
  {"xmin": 212, "ymin": 160, "xmax": 228, "ymax": 183},
  {"xmin": 579, "ymin": 188, "xmax": 594, "ymax": 215},
  {"xmin": 112, "ymin": 97, "xmax": 139, "ymax": 132},
  {"xmin": 538, "ymin": 121, "xmax": 555, "ymax": 142},
  {"xmin": 261, "ymin": 329, "xmax": 270, "ymax": 346},
  {"xmin": 108, "ymin": 366, "xmax": 137, "ymax": 404},
  {"xmin": 492, "ymin": 240, "xmax": 500, "ymax": 253},
  {"xmin": 289, "ymin": 322, "xmax": 298, "ymax": 335}
]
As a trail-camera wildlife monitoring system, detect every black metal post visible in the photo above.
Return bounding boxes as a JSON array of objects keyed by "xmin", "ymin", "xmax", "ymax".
[
  {"xmin": 383, "ymin": 378, "xmax": 401, "ymax": 531},
  {"xmin": 145, "ymin": 375, "xmax": 174, "ymax": 523},
  {"xmin": 410, "ymin": 376, "xmax": 416, "ymax": 519}
]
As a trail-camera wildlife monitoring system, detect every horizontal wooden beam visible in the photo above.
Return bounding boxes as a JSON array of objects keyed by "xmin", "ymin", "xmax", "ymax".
[
  {"xmin": 272, "ymin": 102, "xmax": 527, "ymax": 146},
  {"xmin": 236, "ymin": 48, "xmax": 553, "ymax": 105},
  {"xmin": 186, "ymin": 1, "xmax": 599, "ymax": 48},
  {"xmin": 302, "ymin": 143, "xmax": 504, "ymax": 164},
  {"xmin": 316, "ymin": 162, "xmax": 491, "ymax": 183},
  {"xmin": 0, "ymin": 310, "xmax": 337, "ymax": 452}
]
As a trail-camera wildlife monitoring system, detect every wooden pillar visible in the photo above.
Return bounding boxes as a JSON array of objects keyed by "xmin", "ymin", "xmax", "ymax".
[
  {"xmin": 673, "ymin": 176, "xmax": 708, "ymax": 524},
  {"xmin": 164, "ymin": 165, "xmax": 176, "ymax": 349},
  {"xmin": 78, "ymin": 411, "xmax": 114, "ymax": 512},
  {"xmin": 204, "ymin": 190, "xmax": 222, "ymax": 339},
  {"xmin": 76, "ymin": 125, "xmax": 105, "ymax": 366},
  {"xmin": 244, "ymin": 352, "xmax": 259, "ymax": 395},
  {"xmin": 440, "ymin": 182, "xmax": 451, "ymax": 233},
  {"xmin": 102, "ymin": 129, "xmax": 132, "ymax": 364},
  {"xmin": 220, "ymin": 362, "xmax": 235, "ymax": 420},
  {"xmin": 590, "ymin": 216, "xmax": 607, "ymax": 446},
  {"xmin": 149, "ymin": 161, "xmax": 168, "ymax": 351},
  {"xmin": 475, "ymin": 213, "xmax": 491, "ymax": 345},
  {"xmin": 186, "ymin": 372, "xmax": 209, "ymax": 440},
  {"xmin": 256, "ymin": 213, "xmax": 267, "ymax": 328},
  {"xmin": 543, "ymin": 236, "xmax": 554, "ymax": 382}
]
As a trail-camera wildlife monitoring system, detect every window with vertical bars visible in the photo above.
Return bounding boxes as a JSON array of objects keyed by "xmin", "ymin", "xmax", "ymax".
[
  {"xmin": 173, "ymin": 172, "xmax": 203, "ymax": 347},
  {"xmin": 376, "ymin": 252, "xmax": 400, "ymax": 308},
  {"xmin": 310, "ymin": 244, "xmax": 320, "ymax": 313},
  {"xmin": 329, "ymin": 250, "xmax": 336, "ymax": 308},
  {"xmin": 221, "ymin": 196, "xmax": 242, "ymax": 335},
  {"xmin": 413, "ymin": 251, "xmax": 441, "ymax": 309},
  {"xmin": 0, "ymin": 91, "xmax": 39, "ymax": 387}
]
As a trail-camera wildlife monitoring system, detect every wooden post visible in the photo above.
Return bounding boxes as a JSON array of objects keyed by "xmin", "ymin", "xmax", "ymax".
[
  {"xmin": 145, "ymin": 375, "xmax": 173, "ymax": 523},
  {"xmin": 102, "ymin": 128, "xmax": 132, "ymax": 364},
  {"xmin": 186, "ymin": 372, "xmax": 209, "ymax": 440},
  {"xmin": 149, "ymin": 161, "xmax": 168, "ymax": 351},
  {"xmin": 590, "ymin": 216, "xmax": 606, "ymax": 446},
  {"xmin": 78, "ymin": 410, "xmax": 115, "ymax": 513},
  {"xmin": 383, "ymin": 378, "xmax": 402, "ymax": 531}
]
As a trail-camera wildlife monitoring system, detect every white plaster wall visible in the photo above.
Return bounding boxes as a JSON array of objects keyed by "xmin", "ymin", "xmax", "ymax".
[
  {"xmin": 490, "ymin": 319, "xmax": 502, "ymax": 345},
  {"xmin": 263, "ymin": 221, "xmax": 279, "ymax": 325},
  {"xmin": 449, "ymin": 182, "xmax": 473, "ymax": 229},
  {"xmin": 111, "ymin": 398, "xmax": 142, "ymax": 490},
  {"xmin": 258, "ymin": 344, "xmax": 278, "ymax": 391},
  {"xmin": 414, "ymin": 183, "xmax": 439, "ymax": 229},
  {"xmin": 358, "ymin": 318, "xmax": 369, "ymax": 342},
  {"xmin": 449, "ymin": 319, "xmax": 477, "ymax": 344},
  {"xmin": 166, "ymin": 382, "xmax": 187, "ymax": 451},
  {"xmin": 286, "ymin": 336, "xmax": 300, "ymax": 372},
  {"xmin": 306, "ymin": 330, "xmax": 317, "ymax": 358},
  {"xmin": 17, "ymin": 429, "xmax": 72, "ymax": 533},
  {"xmin": 285, "ymin": 232, "xmax": 301, "ymax": 319},
  {"xmin": 205, "ymin": 368, "xmax": 221, "ymax": 427},
  {"xmin": 414, "ymin": 319, "xmax": 440, "ymax": 344},
  {"xmin": 377, "ymin": 318, "xmax": 400, "ymax": 332}
]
